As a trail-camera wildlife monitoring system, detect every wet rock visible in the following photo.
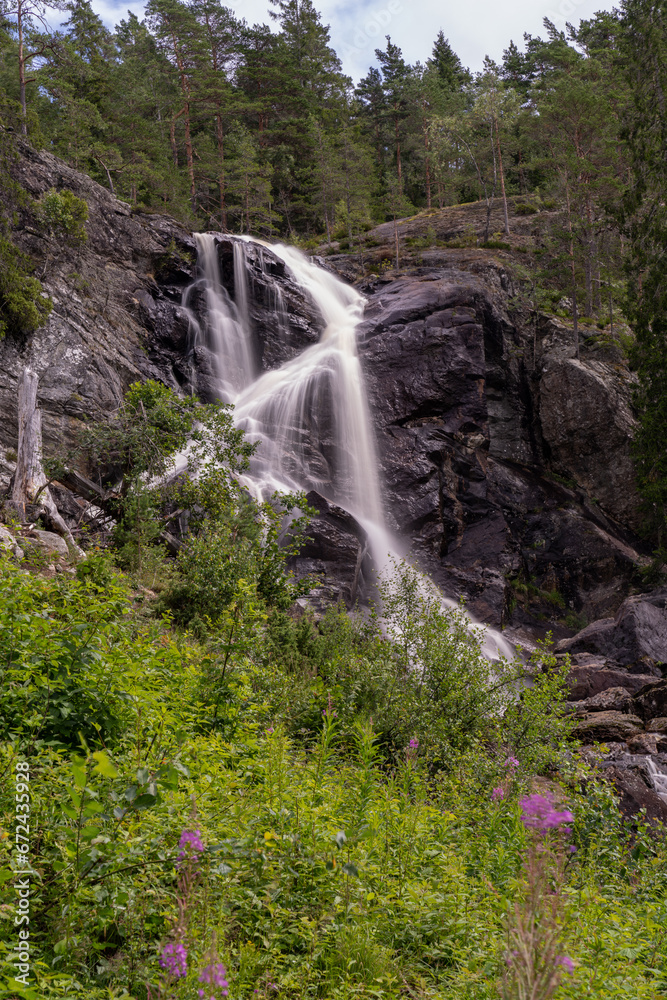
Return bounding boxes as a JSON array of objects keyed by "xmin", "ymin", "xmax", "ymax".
[
  {"xmin": 556, "ymin": 592, "xmax": 667, "ymax": 665},
  {"xmin": 634, "ymin": 681, "xmax": 667, "ymax": 723},
  {"xmin": 574, "ymin": 711, "xmax": 644, "ymax": 743},
  {"xmin": 287, "ymin": 491, "xmax": 369, "ymax": 610},
  {"xmin": 579, "ymin": 686, "xmax": 636, "ymax": 714},
  {"xmin": 600, "ymin": 765, "xmax": 667, "ymax": 826}
]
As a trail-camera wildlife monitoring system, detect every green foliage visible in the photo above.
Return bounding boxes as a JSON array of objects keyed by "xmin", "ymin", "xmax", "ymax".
[
  {"xmin": 38, "ymin": 188, "xmax": 89, "ymax": 243},
  {"xmin": 0, "ymin": 557, "xmax": 132, "ymax": 747},
  {"xmin": 0, "ymin": 233, "xmax": 52, "ymax": 339},
  {"xmin": 0, "ymin": 554, "xmax": 664, "ymax": 999}
]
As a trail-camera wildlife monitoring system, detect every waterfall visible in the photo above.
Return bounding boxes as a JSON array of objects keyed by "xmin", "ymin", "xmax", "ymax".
[
  {"xmin": 183, "ymin": 234, "xmax": 254, "ymax": 398},
  {"xmin": 189, "ymin": 233, "xmax": 514, "ymax": 661}
]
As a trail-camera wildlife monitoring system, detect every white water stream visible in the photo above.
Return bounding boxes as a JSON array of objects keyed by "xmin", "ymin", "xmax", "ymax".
[{"xmin": 187, "ymin": 233, "xmax": 514, "ymax": 661}]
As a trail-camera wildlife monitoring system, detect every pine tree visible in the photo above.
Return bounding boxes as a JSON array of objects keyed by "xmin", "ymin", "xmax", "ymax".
[{"xmin": 619, "ymin": 0, "xmax": 667, "ymax": 543}]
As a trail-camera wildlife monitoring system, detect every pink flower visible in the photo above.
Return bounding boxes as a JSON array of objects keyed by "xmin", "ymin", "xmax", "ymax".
[
  {"xmin": 492, "ymin": 786, "xmax": 505, "ymax": 801},
  {"xmin": 520, "ymin": 794, "xmax": 573, "ymax": 832},
  {"xmin": 556, "ymin": 955, "xmax": 574, "ymax": 973},
  {"xmin": 409, "ymin": 738, "xmax": 419, "ymax": 750},
  {"xmin": 505, "ymin": 756, "xmax": 520, "ymax": 768}
]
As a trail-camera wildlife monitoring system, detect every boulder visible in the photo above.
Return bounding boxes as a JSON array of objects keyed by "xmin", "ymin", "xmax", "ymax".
[
  {"xmin": 28, "ymin": 529, "xmax": 69, "ymax": 559},
  {"xmin": 579, "ymin": 686, "xmax": 636, "ymax": 714},
  {"xmin": 600, "ymin": 765, "xmax": 667, "ymax": 826},
  {"xmin": 634, "ymin": 681, "xmax": 667, "ymax": 723},
  {"xmin": 0, "ymin": 524, "xmax": 24, "ymax": 560},
  {"xmin": 627, "ymin": 733, "xmax": 667, "ymax": 755},
  {"xmin": 646, "ymin": 717, "xmax": 667, "ymax": 734},
  {"xmin": 565, "ymin": 661, "xmax": 658, "ymax": 701},
  {"xmin": 574, "ymin": 711, "xmax": 644, "ymax": 743},
  {"xmin": 556, "ymin": 592, "xmax": 667, "ymax": 666}
]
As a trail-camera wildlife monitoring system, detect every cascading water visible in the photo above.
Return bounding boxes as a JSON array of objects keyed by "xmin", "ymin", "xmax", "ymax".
[
  {"xmin": 187, "ymin": 232, "xmax": 514, "ymax": 660},
  {"xmin": 182, "ymin": 234, "xmax": 254, "ymax": 399}
]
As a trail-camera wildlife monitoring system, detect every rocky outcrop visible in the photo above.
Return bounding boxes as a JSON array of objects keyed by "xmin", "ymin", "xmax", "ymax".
[
  {"xmin": 356, "ymin": 267, "xmax": 646, "ymax": 633},
  {"xmin": 1, "ymin": 141, "xmax": 197, "ymax": 487},
  {"xmin": 556, "ymin": 591, "xmax": 667, "ymax": 666}
]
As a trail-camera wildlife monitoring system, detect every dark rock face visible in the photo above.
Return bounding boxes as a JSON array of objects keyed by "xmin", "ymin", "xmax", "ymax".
[
  {"xmin": 0, "ymin": 142, "xmax": 197, "ymax": 486},
  {"xmin": 556, "ymin": 592, "xmax": 667, "ymax": 666},
  {"xmin": 599, "ymin": 764, "xmax": 667, "ymax": 826},
  {"xmin": 287, "ymin": 491, "xmax": 369, "ymax": 611},
  {"xmin": 634, "ymin": 681, "xmax": 667, "ymax": 722},
  {"xmin": 358, "ymin": 268, "xmax": 646, "ymax": 632}
]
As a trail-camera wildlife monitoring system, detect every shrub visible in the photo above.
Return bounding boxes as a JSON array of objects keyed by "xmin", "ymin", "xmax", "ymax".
[
  {"xmin": 39, "ymin": 187, "xmax": 89, "ymax": 243},
  {"xmin": 0, "ymin": 234, "xmax": 52, "ymax": 338},
  {"xmin": 515, "ymin": 202, "xmax": 539, "ymax": 216}
]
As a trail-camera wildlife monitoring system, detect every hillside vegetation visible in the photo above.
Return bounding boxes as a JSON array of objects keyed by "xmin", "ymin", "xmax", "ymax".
[{"xmin": 1, "ymin": 384, "xmax": 667, "ymax": 999}]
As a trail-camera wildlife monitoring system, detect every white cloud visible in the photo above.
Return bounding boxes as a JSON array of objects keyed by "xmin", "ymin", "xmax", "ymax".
[{"xmin": 91, "ymin": 0, "xmax": 619, "ymax": 82}]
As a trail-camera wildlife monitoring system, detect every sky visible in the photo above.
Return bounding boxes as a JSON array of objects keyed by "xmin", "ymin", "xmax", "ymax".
[{"xmin": 88, "ymin": 0, "xmax": 620, "ymax": 82}]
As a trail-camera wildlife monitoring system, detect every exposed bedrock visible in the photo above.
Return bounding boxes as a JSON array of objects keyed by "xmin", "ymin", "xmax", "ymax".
[{"xmin": 356, "ymin": 268, "xmax": 645, "ymax": 636}]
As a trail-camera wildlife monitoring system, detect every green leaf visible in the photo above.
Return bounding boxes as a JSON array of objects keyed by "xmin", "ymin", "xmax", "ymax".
[
  {"xmin": 71, "ymin": 762, "xmax": 87, "ymax": 789},
  {"xmin": 132, "ymin": 793, "xmax": 158, "ymax": 810},
  {"xmin": 342, "ymin": 862, "xmax": 359, "ymax": 877},
  {"xmin": 92, "ymin": 751, "xmax": 119, "ymax": 779}
]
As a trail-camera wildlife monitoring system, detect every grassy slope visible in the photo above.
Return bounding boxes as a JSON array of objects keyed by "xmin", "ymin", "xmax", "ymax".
[{"xmin": 0, "ymin": 558, "xmax": 665, "ymax": 1000}]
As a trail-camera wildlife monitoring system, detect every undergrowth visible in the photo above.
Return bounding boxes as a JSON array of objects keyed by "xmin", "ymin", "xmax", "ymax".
[{"xmin": 0, "ymin": 555, "xmax": 665, "ymax": 1000}]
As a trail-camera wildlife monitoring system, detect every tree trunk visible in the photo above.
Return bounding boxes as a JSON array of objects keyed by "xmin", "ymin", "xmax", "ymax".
[
  {"xmin": 424, "ymin": 126, "xmax": 432, "ymax": 210},
  {"xmin": 215, "ymin": 108, "xmax": 228, "ymax": 230},
  {"xmin": 12, "ymin": 369, "xmax": 84, "ymax": 556},
  {"xmin": 494, "ymin": 115, "xmax": 510, "ymax": 237},
  {"xmin": 564, "ymin": 180, "xmax": 580, "ymax": 360},
  {"xmin": 17, "ymin": 1, "xmax": 28, "ymax": 135}
]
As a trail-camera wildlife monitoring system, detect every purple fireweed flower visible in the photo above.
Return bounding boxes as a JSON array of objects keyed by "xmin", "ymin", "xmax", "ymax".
[
  {"xmin": 160, "ymin": 941, "xmax": 188, "ymax": 978},
  {"xmin": 409, "ymin": 738, "xmax": 419, "ymax": 750},
  {"xmin": 556, "ymin": 955, "xmax": 574, "ymax": 973},
  {"xmin": 520, "ymin": 794, "xmax": 574, "ymax": 832},
  {"xmin": 505, "ymin": 756, "xmax": 520, "ymax": 768},
  {"xmin": 177, "ymin": 828, "xmax": 205, "ymax": 866},
  {"xmin": 198, "ymin": 961, "xmax": 229, "ymax": 998},
  {"xmin": 492, "ymin": 786, "xmax": 505, "ymax": 801},
  {"xmin": 179, "ymin": 828, "xmax": 204, "ymax": 852},
  {"xmin": 266, "ymin": 726, "xmax": 275, "ymax": 735}
]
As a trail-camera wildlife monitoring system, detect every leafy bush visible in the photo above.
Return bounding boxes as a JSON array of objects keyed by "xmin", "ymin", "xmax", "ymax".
[
  {"xmin": 39, "ymin": 188, "xmax": 89, "ymax": 243},
  {"xmin": 0, "ymin": 558, "xmax": 132, "ymax": 747},
  {"xmin": 515, "ymin": 202, "xmax": 539, "ymax": 216},
  {"xmin": 0, "ymin": 233, "xmax": 52, "ymax": 338}
]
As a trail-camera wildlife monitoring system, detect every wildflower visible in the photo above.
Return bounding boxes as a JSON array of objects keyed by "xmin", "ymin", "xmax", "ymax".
[
  {"xmin": 409, "ymin": 738, "xmax": 419, "ymax": 750},
  {"xmin": 159, "ymin": 941, "xmax": 188, "ymax": 978},
  {"xmin": 556, "ymin": 955, "xmax": 574, "ymax": 973},
  {"xmin": 198, "ymin": 961, "xmax": 229, "ymax": 998},
  {"xmin": 179, "ymin": 828, "xmax": 205, "ymax": 853},
  {"xmin": 520, "ymin": 794, "xmax": 573, "ymax": 833},
  {"xmin": 492, "ymin": 786, "xmax": 505, "ymax": 801},
  {"xmin": 505, "ymin": 755, "xmax": 520, "ymax": 768},
  {"xmin": 266, "ymin": 726, "xmax": 275, "ymax": 735}
]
